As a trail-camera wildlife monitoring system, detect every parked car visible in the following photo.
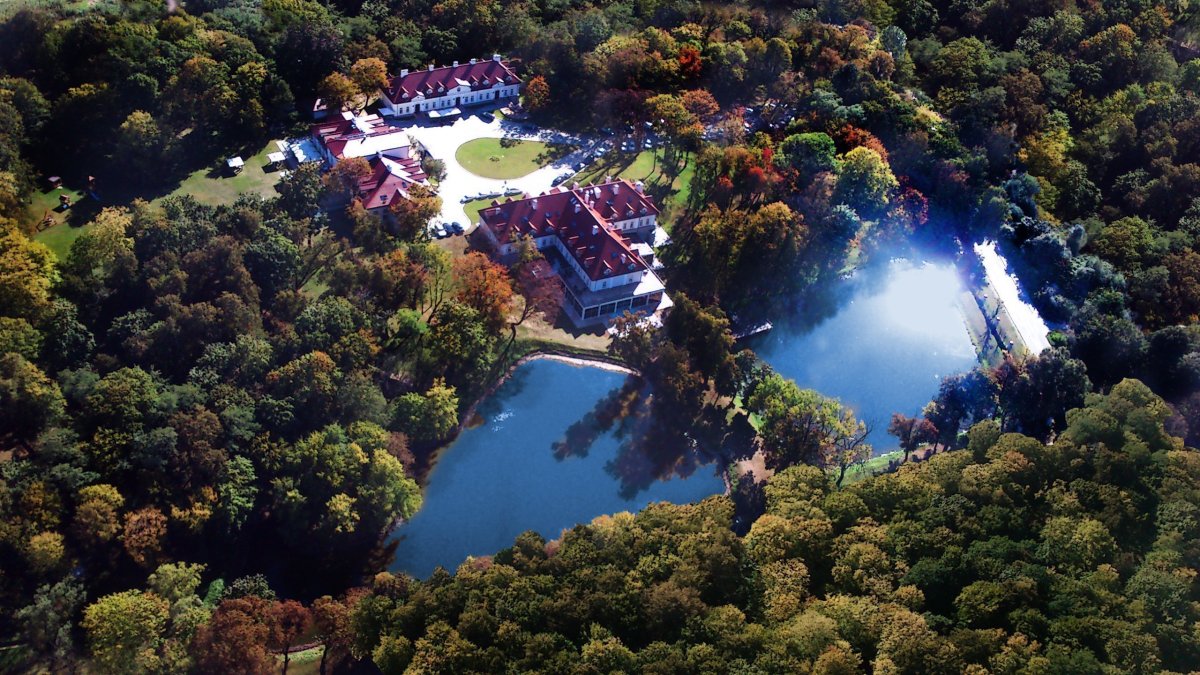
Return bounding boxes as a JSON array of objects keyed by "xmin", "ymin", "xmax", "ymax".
[
  {"xmin": 643, "ymin": 138, "xmax": 655, "ymax": 149},
  {"xmin": 552, "ymin": 171, "xmax": 574, "ymax": 186},
  {"xmin": 478, "ymin": 112, "xmax": 495, "ymax": 123},
  {"xmin": 620, "ymin": 140, "xmax": 635, "ymax": 152},
  {"xmin": 504, "ymin": 186, "xmax": 523, "ymax": 195},
  {"xmin": 448, "ymin": 221, "xmax": 464, "ymax": 235},
  {"xmin": 431, "ymin": 223, "xmax": 447, "ymax": 238}
]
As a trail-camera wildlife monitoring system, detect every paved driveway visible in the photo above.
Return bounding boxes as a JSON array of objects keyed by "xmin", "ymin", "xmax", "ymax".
[{"xmin": 390, "ymin": 114, "xmax": 598, "ymax": 227}]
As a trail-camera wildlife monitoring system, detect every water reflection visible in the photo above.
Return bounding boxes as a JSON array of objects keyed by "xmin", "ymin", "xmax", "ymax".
[
  {"xmin": 389, "ymin": 359, "xmax": 725, "ymax": 578},
  {"xmin": 748, "ymin": 259, "xmax": 977, "ymax": 450}
]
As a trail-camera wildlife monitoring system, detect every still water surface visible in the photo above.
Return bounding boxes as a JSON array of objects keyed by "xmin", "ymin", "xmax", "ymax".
[
  {"xmin": 391, "ymin": 260, "xmax": 976, "ymax": 576},
  {"xmin": 390, "ymin": 359, "xmax": 725, "ymax": 578}
]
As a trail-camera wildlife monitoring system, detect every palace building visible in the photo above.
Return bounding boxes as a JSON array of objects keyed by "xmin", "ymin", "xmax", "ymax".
[
  {"xmin": 379, "ymin": 55, "xmax": 521, "ymax": 119},
  {"xmin": 475, "ymin": 179, "xmax": 670, "ymax": 326}
]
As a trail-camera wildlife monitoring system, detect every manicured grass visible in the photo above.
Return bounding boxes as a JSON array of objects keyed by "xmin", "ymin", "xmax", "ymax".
[
  {"xmin": 515, "ymin": 312, "xmax": 612, "ymax": 354},
  {"xmin": 463, "ymin": 197, "xmax": 496, "ymax": 226},
  {"xmin": 152, "ymin": 140, "xmax": 284, "ymax": 207},
  {"xmin": 843, "ymin": 450, "xmax": 904, "ymax": 484},
  {"xmin": 30, "ymin": 140, "xmax": 283, "ymax": 262},
  {"xmin": 455, "ymin": 138, "xmax": 565, "ymax": 179},
  {"xmin": 574, "ymin": 148, "xmax": 693, "ymax": 220},
  {"xmin": 27, "ymin": 184, "xmax": 90, "ymax": 260},
  {"xmin": 34, "ymin": 219, "xmax": 92, "ymax": 262}
]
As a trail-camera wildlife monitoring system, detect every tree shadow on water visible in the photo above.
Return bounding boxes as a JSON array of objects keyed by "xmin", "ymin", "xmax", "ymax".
[
  {"xmin": 551, "ymin": 379, "xmax": 723, "ymax": 501},
  {"xmin": 550, "ymin": 379, "xmax": 643, "ymax": 461}
]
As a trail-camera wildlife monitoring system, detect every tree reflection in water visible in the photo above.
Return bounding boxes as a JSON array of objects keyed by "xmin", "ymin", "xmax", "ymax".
[{"xmin": 551, "ymin": 377, "xmax": 729, "ymax": 500}]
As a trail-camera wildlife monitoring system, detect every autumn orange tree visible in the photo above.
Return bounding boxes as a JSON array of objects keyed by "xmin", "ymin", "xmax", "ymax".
[
  {"xmin": 451, "ymin": 252, "xmax": 513, "ymax": 332},
  {"xmin": 523, "ymin": 75, "xmax": 550, "ymax": 111}
]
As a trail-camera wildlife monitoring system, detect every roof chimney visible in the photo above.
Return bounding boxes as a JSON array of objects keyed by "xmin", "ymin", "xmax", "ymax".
[
  {"xmin": 493, "ymin": 54, "xmax": 502, "ymax": 62},
  {"xmin": 428, "ymin": 64, "xmax": 435, "ymax": 71},
  {"xmin": 592, "ymin": 225, "xmax": 599, "ymax": 235},
  {"xmin": 400, "ymin": 68, "xmax": 409, "ymax": 78},
  {"xmin": 452, "ymin": 60, "xmax": 459, "ymax": 67},
  {"xmin": 634, "ymin": 180, "xmax": 644, "ymax": 193},
  {"xmin": 611, "ymin": 183, "xmax": 620, "ymax": 195},
  {"xmin": 531, "ymin": 198, "xmax": 538, "ymax": 211},
  {"xmin": 470, "ymin": 58, "xmax": 477, "ymax": 65},
  {"xmin": 574, "ymin": 202, "xmax": 581, "ymax": 213}
]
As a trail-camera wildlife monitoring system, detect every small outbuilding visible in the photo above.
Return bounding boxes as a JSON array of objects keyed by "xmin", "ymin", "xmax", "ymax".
[{"xmin": 226, "ymin": 156, "xmax": 244, "ymax": 174}]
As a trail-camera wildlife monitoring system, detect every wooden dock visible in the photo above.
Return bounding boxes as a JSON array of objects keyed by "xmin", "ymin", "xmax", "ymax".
[{"xmin": 732, "ymin": 321, "xmax": 773, "ymax": 340}]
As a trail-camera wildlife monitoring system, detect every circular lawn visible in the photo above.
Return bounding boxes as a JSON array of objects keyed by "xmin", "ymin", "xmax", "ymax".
[{"xmin": 455, "ymin": 138, "xmax": 561, "ymax": 179}]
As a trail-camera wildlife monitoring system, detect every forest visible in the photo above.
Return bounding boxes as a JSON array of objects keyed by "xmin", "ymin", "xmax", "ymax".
[{"xmin": 0, "ymin": 0, "xmax": 1198, "ymax": 671}]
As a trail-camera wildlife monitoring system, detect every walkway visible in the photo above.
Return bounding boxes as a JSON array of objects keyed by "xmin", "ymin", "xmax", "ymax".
[
  {"xmin": 387, "ymin": 113, "xmax": 599, "ymax": 226},
  {"xmin": 973, "ymin": 241, "xmax": 1052, "ymax": 354}
]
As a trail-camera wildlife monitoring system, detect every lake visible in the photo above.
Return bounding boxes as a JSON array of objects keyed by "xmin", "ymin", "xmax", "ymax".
[
  {"xmin": 389, "ymin": 358, "xmax": 727, "ymax": 578},
  {"xmin": 746, "ymin": 259, "xmax": 977, "ymax": 450},
  {"xmin": 390, "ymin": 260, "xmax": 977, "ymax": 576}
]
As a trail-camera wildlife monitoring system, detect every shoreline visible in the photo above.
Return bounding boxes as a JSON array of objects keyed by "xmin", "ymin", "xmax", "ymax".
[
  {"xmin": 459, "ymin": 349, "xmax": 638, "ymax": 434},
  {"xmin": 413, "ymin": 349, "xmax": 639, "ymax": 483}
]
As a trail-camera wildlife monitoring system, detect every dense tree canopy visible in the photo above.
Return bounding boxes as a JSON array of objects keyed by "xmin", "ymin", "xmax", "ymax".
[{"xmin": 1, "ymin": 0, "xmax": 1199, "ymax": 670}]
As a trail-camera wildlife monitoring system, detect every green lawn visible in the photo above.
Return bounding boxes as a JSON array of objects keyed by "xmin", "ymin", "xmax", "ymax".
[
  {"xmin": 34, "ymin": 218, "xmax": 92, "ymax": 262},
  {"xmin": 151, "ymin": 140, "xmax": 284, "ymax": 207},
  {"xmin": 31, "ymin": 139, "xmax": 284, "ymax": 262},
  {"xmin": 456, "ymin": 138, "xmax": 568, "ymax": 179},
  {"xmin": 574, "ymin": 148, "xmax": 693, "ymax": 220},
  {"xmin": 463, "ymin": 197, "xmax": 496, "ymax": 226}
]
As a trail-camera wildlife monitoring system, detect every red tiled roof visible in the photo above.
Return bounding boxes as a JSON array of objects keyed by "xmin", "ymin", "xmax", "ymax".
[
  {"xmin": 310, "ymin": 112, "xmax": 409, "ymax": 161},
  {"xmin": 357, "ymin": 156, "xmax": 426, "ymax": 211},
  {"xmin": 479, "ymin": 180, "xmax": 657, "ymax": 282},
  {"xmin": 384, "ymin": 59, "xmax": 521, "ymax": 101}
]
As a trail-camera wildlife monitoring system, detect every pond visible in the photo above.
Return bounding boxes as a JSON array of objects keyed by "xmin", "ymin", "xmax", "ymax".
[
  {"xmin": 746, "ymin": 260, "xmax": 977, "ymax": 450},
  {"xmin": 389, "ymin": 358, "xmax": 726, "ymax": 578}
]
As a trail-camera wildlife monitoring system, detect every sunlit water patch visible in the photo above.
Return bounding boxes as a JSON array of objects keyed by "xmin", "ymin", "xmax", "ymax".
[{"xmin": 748, "ymin": 260, "xmax": 977, "ymax": 450}]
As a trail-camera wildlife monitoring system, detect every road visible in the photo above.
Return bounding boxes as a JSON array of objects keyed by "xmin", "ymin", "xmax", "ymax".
[{"xmin": 973, "ymin": 241, "xmax": 1052, "ymax": 355}]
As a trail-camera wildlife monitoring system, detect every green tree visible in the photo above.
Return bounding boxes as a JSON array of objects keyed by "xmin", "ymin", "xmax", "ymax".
[
  {"xmin": 82, "ymin": 590, "xmax": 170, "ymax": 674},
  {"xmin": 319, "ymin": 72, "xmax": 358, "ymax": 113},
  {"xmin": 349, "ymin": 58, "xmax": 389, "ymax": 100},
  {"xmin": 778, "ymin": 132, "xmax": 838, "ymax": 177},
  {"xmin": 115, "ymin": 111, "xmax": 171, "ymax": 184},
  {"xmin": 0, "ymin": 353, "xmax": 65, "ymax": 444},
  {"xmin": 835, "ymin": 147, "xmax": 897, "ymax": 219},
  {"xmin": 393, "ymin": 378, "xmax": 459, "ymax": 443},
  {"xmin": 0, "ymin": 223, "xmax": 54, "ymax": 318},
  {"xmin": 17, "ymin": 578, "xmax": 85, "ymax": 670}
]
